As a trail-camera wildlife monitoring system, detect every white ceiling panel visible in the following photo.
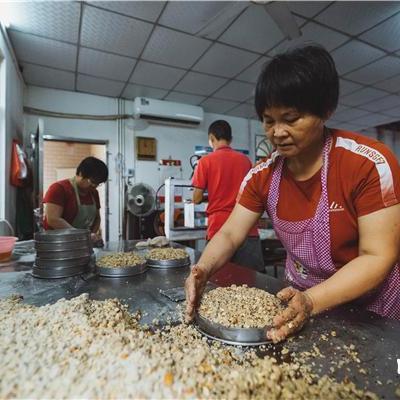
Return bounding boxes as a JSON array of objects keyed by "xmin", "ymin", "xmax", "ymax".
[
  {"xmin": 328, "ymin": 121, "xmax": 366, "ymax": 131},
  {"xmin": 246, "ymin": 97, "xmax": 255, "ymax": 105},
  {"xmin": 288, "ymin": 2, "xmax": 330, "ymax": 18},
  {"xmin": 330, "ymin": 40, "xmax": 385, "ymax": 75},
  {"xmin": 344, "ymin": 56, "xmax": 400, "ymax": 85},
  {"xmin": 352, "ymin": 113, "xmax": 394, "ymax": 127},
  {"xmin": 315, "ymin": 2, "xmax": 400, "ymax": 35},
  {"xmin": 360, "ymin": 95, "xmax": 400, "ymax": 113},
  {"xmin": 193, "ymin": 43, "xmax": 259, "ymax": 78},
  {"xmin": 341, "ymin": 87, "xmax": 388, "ymax": 107},
  {"xmin": 339, "ymin": 79, "xmax": 364, "ymax": 96},
  {"xmin": 331, "ymin": 104, "xmax": 350, "ymax": 120},
  {"xmin": 122, "ymin": 83, "xmax": 168, "ymax": 100},
  {"xmin": 326, "ymin": 118, "xmax": 342, "ymax": 128},
  {"xmin": 373, "ymin": 74, "xmax": 400, "ymax": 93},
  {"xmin": 213, "ymin": 81, "xmax": 255, "ymax": 102},
  {"xmin": 78, "ymin": 48, "xmax": 135, "ymax": 82},
  {"xmin": 141, "ymin": 26, "xmax": 211, "ymax": 68},
  {"xmin": 21, "ymin": 63, "xmax": 75, "ymax": 91},
  {"xmin": 333, "ymin": 107, "xmax": 370, "ymax": 122},
  {"xmin": 1, "ymin": 2, "xmax": 80, "ymax": 43},
  {"xmin": 273, "ymin": 19, "xmax": 348, "ymax": 54},
  {"xmin": 174, "ymin": 71, "xmax": 227, "ymax": 96},
  {"xmin": 360, "ymin": 14, "xmax": 400, "ymax": 52},
  {"xmin": 159, "ymin": 1, "xmax": 237, "ymax": 39},
  {"xmin": 91, "ymin": 1, "xmax": 165, "ymax": 22},
  {"xmin": 77, "ymin": 75, "xmax": 125, "ymax": 98},
  {"xmin": 201, "ymin": 98, "xmax": 240, "ymax": 114},
  {"xmin": 226, "ymin": 103, "xmax": 256, "ymax": 119},
  {"xmin": 218, "ymin": 6, "xmax": 284, "ymax": 53},
  {"xmin": 164, "ymin": 92, "xmax": 206, "ymax": 105},
  {"xmin": 9, "ymin": 30, "xmax": 77, "ymax": 71},
  {"xmin": 81, "ymin": 6, "xmax": 153, "ymax": 57},
  {"xmin": 236, "ymin": 57, "xmax": 269, "ymax": 84},
  {"xmin": 382, "ymin": 106, "xmax": 400, "ymax": 118},
  {"xmin": 130, "ymin": 61, "xmax": 186, "ymax": 90}
]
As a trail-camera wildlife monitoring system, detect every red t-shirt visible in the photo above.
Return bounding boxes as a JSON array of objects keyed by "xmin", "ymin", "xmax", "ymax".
[
  {"xmin": 238, "ymin": 129, "xmax": 400, "ymax": 267},
  {"xmin": 192, "ymin": 146, "xmax": 258, "ymax": 239},
  {"xmin": 43, "ymin": 179, "xmax": 100, "ymax": 229}
]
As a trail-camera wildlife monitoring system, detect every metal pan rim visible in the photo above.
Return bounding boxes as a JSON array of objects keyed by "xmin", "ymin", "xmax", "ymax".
[
  {"xmin": 194, "ymin": 313, "xmax": 271, "ymax": 346},
  {"xmin": 96, "ymin": 262, "xmax": 147, "ymax": 277},
  {"xmin": 146, "ymin": 256, "xmax": 190, "ymax": 268}
]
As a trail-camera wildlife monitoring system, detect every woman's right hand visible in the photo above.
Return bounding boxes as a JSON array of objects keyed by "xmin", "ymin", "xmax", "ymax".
[{"xmin": 184, "ymin": 265, "xmax": 209, "ymax": 323}]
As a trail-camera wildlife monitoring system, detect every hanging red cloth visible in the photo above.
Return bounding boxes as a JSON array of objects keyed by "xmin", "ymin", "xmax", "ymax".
[{"xmin": 10, "ymin": 139, "xmax": 29, "ymax": 187}]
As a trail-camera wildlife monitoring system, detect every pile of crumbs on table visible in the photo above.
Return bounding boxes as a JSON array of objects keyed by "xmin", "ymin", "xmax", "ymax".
[
  {"xmin": 147, "ymin": 247, "xmax": 188, "ymax": 261},
  {"xmin": 198, "ymin": 284, "xmax": 284, "ymax": 328},
  {"xmin": 0, "ymin": 294, "xmax": 378, "ymax": 399}
]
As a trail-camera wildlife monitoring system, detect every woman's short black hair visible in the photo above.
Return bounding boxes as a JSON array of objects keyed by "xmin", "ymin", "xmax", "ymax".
[
  {"xmin": 76, "ymin": 157, "xmax": 108, "ymax": 184},
  {"xmin": 255, "ymin": 45, "xmax": 339, "ymax": 120},
  {"xmin": 208, "ymin": 120, "xmax": 232, "ymax": 141}
]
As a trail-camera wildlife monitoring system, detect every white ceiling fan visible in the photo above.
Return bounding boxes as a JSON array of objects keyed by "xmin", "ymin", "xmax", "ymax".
[{"xmin": 195, "ymin": 1, "xmax": 301, "ymax": 41}]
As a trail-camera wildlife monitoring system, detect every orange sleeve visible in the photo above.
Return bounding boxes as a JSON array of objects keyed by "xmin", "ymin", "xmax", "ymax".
[
  {"xmin": 192, "ymin": 157, "xmax": 208, "ymax": 190},
  {"xmin": 43, "ymin": 182, "xmax": 66, "ymax": 208},
  {"xmin": 237, "ymin": 162, "xmax": 271, "ymax": 213},
  {"xmin": 353, "ymin": 143, "xmax": 400, "ymax": 217}
]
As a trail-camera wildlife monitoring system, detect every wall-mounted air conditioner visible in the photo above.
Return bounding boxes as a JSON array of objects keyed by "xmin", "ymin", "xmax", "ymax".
[{"xmin": 133, "ymin": 97, "xmax": 204, "ymax": 127}]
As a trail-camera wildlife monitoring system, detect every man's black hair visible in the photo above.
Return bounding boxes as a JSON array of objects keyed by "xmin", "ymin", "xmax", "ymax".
[
  {"xmin": 255, "ymin": 45, "xmax": 339, "ymax": 120},
  {"xmin": 76, "ymin": 157, "xmax": 108, "ymax": 184},
  {"xmin": 208, "ymin": 120, "xmax": 232, "ymax": 141}
]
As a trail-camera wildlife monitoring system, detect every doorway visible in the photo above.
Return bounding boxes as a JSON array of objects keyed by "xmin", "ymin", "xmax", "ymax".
[{"xmin": 42, "ymin": 136, "xmax": 108, "ymax": 240}]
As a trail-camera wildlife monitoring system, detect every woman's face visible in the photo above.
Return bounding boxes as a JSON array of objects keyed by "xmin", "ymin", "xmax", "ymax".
[{"xmin": 262, "ymin": 107, "xmax": 326, "ymax": 158}]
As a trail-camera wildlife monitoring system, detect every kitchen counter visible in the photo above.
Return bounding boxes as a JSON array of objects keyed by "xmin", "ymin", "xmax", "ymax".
[{"xmin": 0, "ymin": 240, "xmax": 399, "ymax": 398}]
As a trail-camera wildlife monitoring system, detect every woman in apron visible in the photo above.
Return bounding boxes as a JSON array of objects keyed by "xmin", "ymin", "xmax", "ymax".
[
  {"xmin": 43, "ymin": 157, "xmax": 108, "ymax": 245},
  {"xmin": 184, "ymin": 45, "xmax": 400, "ymax": 343}
]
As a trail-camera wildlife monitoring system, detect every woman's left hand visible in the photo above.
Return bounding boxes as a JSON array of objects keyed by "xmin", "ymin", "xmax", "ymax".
[{"xmin": 267, "ymin": 287, "xmax": 314, "ymax": 343}]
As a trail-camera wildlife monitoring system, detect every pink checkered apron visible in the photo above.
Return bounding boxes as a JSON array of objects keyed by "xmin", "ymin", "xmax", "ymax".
[{"xmin": 266, "ymin": 135, "xmax": 400, "ymax": 319}]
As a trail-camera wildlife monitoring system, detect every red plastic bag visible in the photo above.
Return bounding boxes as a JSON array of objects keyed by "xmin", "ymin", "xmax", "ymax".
[{"xmin": 10, "ymin": 139, "xmax": 28, "ymax": 187}]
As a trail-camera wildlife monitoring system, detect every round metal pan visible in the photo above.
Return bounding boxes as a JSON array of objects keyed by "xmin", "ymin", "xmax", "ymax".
[
  {"xmin": 195, "ymin": 313, "xmax": 271, "ymax": 346},
  {"xmin": 35, "ymin": 248, "xmax": 92, "ymax": 260},
  {"xmin": 35, "ymin": 256, "xmax": 90, "ymax": 268},
  {"xmin": 32, "ymin": 265, "xmax": 89, "ymax": 279},
  {"xmin": 34, "ymin": 229, "xmax": 90, "ymax": 242},
  {"xmin": 146, "ymin": 256, "xmax": 190, "ymax": 269},
  {"xmin": 35, "ymin": 240, "xmax": 90, "ymax": 251},
  {"xmin": 96, "ymin": 262, "xmax": 147, "ymax": 277}
]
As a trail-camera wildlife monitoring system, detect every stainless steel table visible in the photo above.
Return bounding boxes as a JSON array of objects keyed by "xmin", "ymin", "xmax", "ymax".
[{"xmin": 0, "ymin": 240, "xmax": 399, "ymax": 398}]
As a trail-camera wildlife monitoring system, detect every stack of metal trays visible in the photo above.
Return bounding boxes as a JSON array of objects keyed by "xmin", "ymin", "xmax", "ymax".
[
  {"xmin": 195, "ymin": 313, "xmax": 271, "ymax": 346},
  {"xmin": 33, "ymin": 229, "xmax": 92, "ymax": 279}
]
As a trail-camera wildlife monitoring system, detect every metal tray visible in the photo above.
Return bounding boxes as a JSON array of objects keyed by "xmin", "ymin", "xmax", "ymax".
[
  {"xmin": 35, "ymin": 240, "xmax": 90, "ymax": 251},
  {"xmin": 195, "ymin": 313, "xmax": 271, "ymax": 346},
  {"xmin": 96, "ymin": 262, "xmax": 148, "ymax": 277},
  {"xmin": 146, "ymin": 256, "xmax": 190, "ymax": 269},
  {"xmin": 32, "ymin": 265, "xmax": 89, "ymax": 279},
  {"xmin": 35, "ymin": 248, "xmax": 92, "ymax": 260},
  {"xmin": 34, "ymin": 229, "xmax": 90, "ymax": 242},
  {"xmin": 35, "ymin": 255, "xmax": 91, "ymax": 268}
]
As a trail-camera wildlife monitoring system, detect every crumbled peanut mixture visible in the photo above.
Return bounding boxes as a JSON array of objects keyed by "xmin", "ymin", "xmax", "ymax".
[
  {"xmin": 147, "ymin": 247, "xmax": 188, "ymax": 261},
  {"xmin": 198, "ymin": 285, "xmax": 284, "ymax": 328},
  {"xmin": 0, "ymin": 294, "xmax": 377, "ymax": 399},
  {"xmin": 97, "ymin": 252, "xmax": 145, "ymax": 268}
]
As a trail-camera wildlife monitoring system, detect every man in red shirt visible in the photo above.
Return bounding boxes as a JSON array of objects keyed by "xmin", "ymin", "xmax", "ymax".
[
  {"xmin": 192, "ymin": 120, "xmax": 263, "ymax": 271},
  {"xmin": 43, "ymin": 157, "xmax": 108, "ymax": 245}
]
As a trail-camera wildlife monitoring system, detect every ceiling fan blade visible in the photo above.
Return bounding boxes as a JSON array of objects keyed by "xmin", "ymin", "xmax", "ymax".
[
  {"xmin": 263, "ymin": 2, "xmax": 301, "ymax": 40},
  {"xmin": 196, "ymin": 2, "xmax": 249, "ymax": 38}
]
